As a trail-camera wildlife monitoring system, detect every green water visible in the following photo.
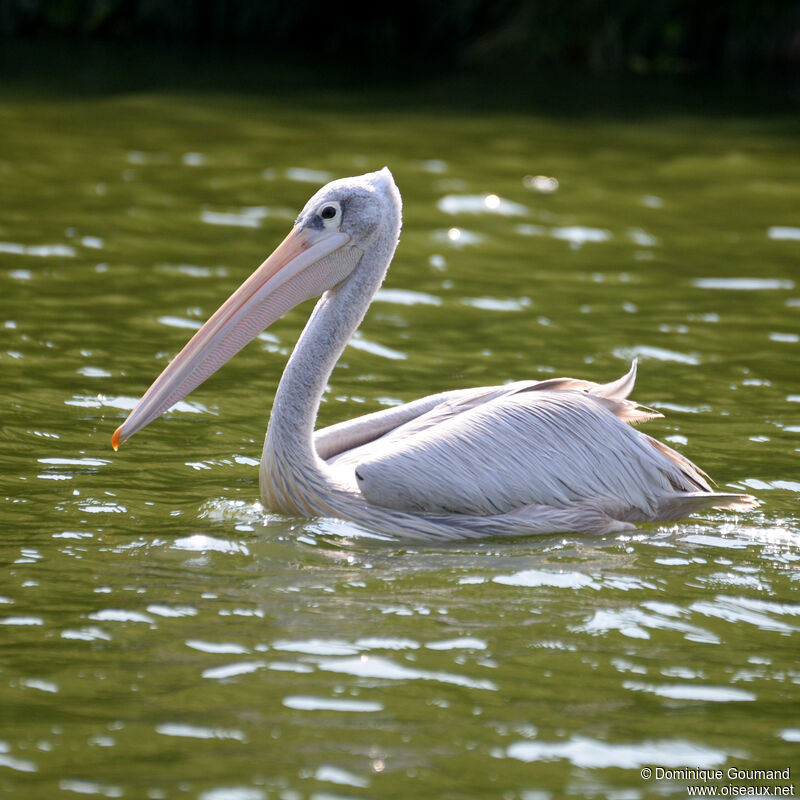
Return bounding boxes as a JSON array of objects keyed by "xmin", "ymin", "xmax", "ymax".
[{"xmin": 1, "ymin": 72, "xmax": 799, "ymax": 800}]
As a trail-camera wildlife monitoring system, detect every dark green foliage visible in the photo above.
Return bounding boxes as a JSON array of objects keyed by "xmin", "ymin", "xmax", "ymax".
[{"xmin": 0, "ymin": 0, "xmax": 798, "ymax": 74}]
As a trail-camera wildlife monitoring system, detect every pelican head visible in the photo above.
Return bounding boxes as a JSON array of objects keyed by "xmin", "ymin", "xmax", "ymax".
[
  {"xmin": 296, "ymin": 167, "xmax": 401, "ymax": 250},
  {"xmin": 112, "ymin": 167, "xmax": 401, "ymax": 449}
]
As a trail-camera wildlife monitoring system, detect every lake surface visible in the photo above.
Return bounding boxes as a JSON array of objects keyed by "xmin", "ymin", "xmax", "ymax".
[{"xmin": 1, "ymin": 61, "xmax": 799, "ymax": 799}]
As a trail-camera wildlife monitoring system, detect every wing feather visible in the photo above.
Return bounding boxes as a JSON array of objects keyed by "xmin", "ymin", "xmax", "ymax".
[
  {"xmin": 314, "ymin": 384, "xmax": 521, "ymax": 461},
  {"xmin": 354, "ymin": 388, "xmax": 705, "ymax": 517}
]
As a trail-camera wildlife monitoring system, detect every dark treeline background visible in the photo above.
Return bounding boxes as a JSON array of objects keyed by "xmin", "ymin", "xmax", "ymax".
[{"xmin": 1, "ymin": 0, "xmax": 799, "ymax": 76}]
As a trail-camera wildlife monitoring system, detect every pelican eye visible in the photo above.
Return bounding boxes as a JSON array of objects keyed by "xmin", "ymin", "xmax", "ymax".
[{"xmin": 318, "ymin": 201, "xmax": 342, "ymax": 229}]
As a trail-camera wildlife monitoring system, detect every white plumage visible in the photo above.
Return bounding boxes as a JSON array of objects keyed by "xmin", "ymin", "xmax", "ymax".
[{"xmin": 113, "ymin": 168, "xmax": 756, "ymax": 540}]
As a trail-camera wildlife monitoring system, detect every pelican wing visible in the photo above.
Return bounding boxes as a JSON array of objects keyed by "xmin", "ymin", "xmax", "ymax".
[
  {"xmin": 345, "ymin": 363, "xmax": 718, "ymax": 518},
  {"xmin": 317, "ymin": 361, "xmax": 655, "ymax": 462},
  {"xmin": 314, "ymin": 384, "xmax": 513, "ymax": 462}
]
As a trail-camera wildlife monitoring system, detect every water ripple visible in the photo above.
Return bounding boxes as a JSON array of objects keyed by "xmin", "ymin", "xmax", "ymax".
[
  {"xmin": 461, "ymin": 296, "xmax": 530, "ymax": 312},
  {"xmin": 65, "ymin": 394, "xmax": 210, "ymax": 414},
  {"xmin": 690, "ymin": 596, "xmax": 799, "ymax": 634},
  {"xmin": 348, "ymin": 332, "xmax": 406, "ymax": 360},
  {"xmin": 286, "ymin": 167, "xmax": 333, "ymax": 184},
  {"xmin": 207, "ymin": 205, "xmax": 278, "ymax": 229},
  {"xmin": 493, "ymin": 568, "xmax": 598, "ymax": 589},
  {"xmin": 172, "ymin": 535, "xmax": 250, "ymax": 554},
  {"xmin": 314, "ymin": 655, "xmax": 497, "ymax": 690},
  {"xmin": 438, "ymin": 193, "xmax": 527, "ymax": 216},
  {"xmin": 0, "ymin": 615, "xmax": 44, "ymax": 626},
  {"xmin": 186, "ymin": 640, "xmax": 250, "ymax": 654},
  {"xmin": 624, "ymin": 681, "xmax": 756, "ymax": 702},
  {"xmin": 21, "ymin": 678, "xmax": 58, "ymax": 693},
  {"xmin": 202, "ymin": 660, "xmax": 267, "ymax": 680},
  {"xmin": 199, "ymin": 788, "xmax": 264, "ymax": 800},
  {"xmin": 767, "ymin": 226, "xmax": 800, "ymax": 241},
  {"xmin": 505, "ymin": 735, "xmax": 728, "ymax": 768},
  {"xmin": 426, "ymin": 637, "xmax": 487, "ymax": 650},
  {"xmin": 551, "ymin": 226, "xmax": 612, "ymax": 247},
  {"xmin": 375, "ymin": 288, "xmax": 442, "ymax": 306},
  {"xmin": 61, "ymin": 626, "xmax": 111, "ymax": 641},
  {"xmin": 157, "ymin": 263, "xmax": 229, "ymax": 278},
  {"xmin": 693, "ymin": 277, "xmax": 794, "ymax": 290},
  {"xmin": 200, "ymin": 210, "xmax": 260, "ymax": 228},
  {"xmin": 314, "ymin": 764, "xmax": 370, "ymax": 787},
  {"xmin": 273, "ymin": 639, "xmax": 360, "ymax": 656},
  {"xmin": 432, "ymin": 228, "xmax": 485, "ymax": 247},
  {"xmin": 0, "ymin": 242, "xmax": 76, "ymax": 257},
  {"xmin": 614, "ymin": 345, "xmax": 701, "ymax": 365},
  {"xmin": 0, "ymin": 752, "xmax": 38, "ymax": 773},
  {"xmin": 158, "ymin": 315, "xmax": 202, "ymax": 330},
  {"xmin": 156, "ymin": 722, "xmax": 246, "ymax": 741},
  {"xmin": 574, "ymin": 608, "xmax": 719, "ymax": 644},
  {"xmin": 355, "ymin": 637, "xmax": 419, "ymax": 650},
  {"xmin": 146, "ymin": 604, "xmax": 197, "ymax": 618},
  {"xmin": 88, "ymin": 609, "xmax": 154, "ymax": 624},
  {"xmin": 282, "ymin": 695, "xmax": 383, "ymax": 713},
  {"xmin": 516, "ymin": 224, "xmax": 612, "ymax": 248}
]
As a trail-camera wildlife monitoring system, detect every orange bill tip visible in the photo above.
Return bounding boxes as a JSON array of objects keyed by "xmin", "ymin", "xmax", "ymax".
[{"xmin": 111, "ymin": 426, "xmax": 122, "ymax": 451}]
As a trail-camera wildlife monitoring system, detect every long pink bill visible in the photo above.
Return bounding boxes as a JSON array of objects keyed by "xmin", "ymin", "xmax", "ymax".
[{"xmin": 112, "ymin": 225, "xmax": 354, "ymax": 450}]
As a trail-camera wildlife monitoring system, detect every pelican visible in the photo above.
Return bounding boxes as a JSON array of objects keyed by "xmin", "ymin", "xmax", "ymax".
[{"xmin": 112, "ymin": 168, "xmax": 755, "ymax": 540}]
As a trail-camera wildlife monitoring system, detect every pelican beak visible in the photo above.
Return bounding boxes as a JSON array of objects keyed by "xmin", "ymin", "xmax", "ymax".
[{"xmin": 112, "ymin": 225, "xmax": 356, "ymax": 450}]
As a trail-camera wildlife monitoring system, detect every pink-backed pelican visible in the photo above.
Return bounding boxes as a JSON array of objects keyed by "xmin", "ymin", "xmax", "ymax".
[{"xmin": 112, "ymin": 168, "xmax": 755, "ymax": 540}]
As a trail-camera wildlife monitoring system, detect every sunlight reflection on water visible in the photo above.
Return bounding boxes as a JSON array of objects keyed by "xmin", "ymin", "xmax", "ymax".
[{"xmin": 1, "ymin": 87, "xmax": 798, "ymax": 800}]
